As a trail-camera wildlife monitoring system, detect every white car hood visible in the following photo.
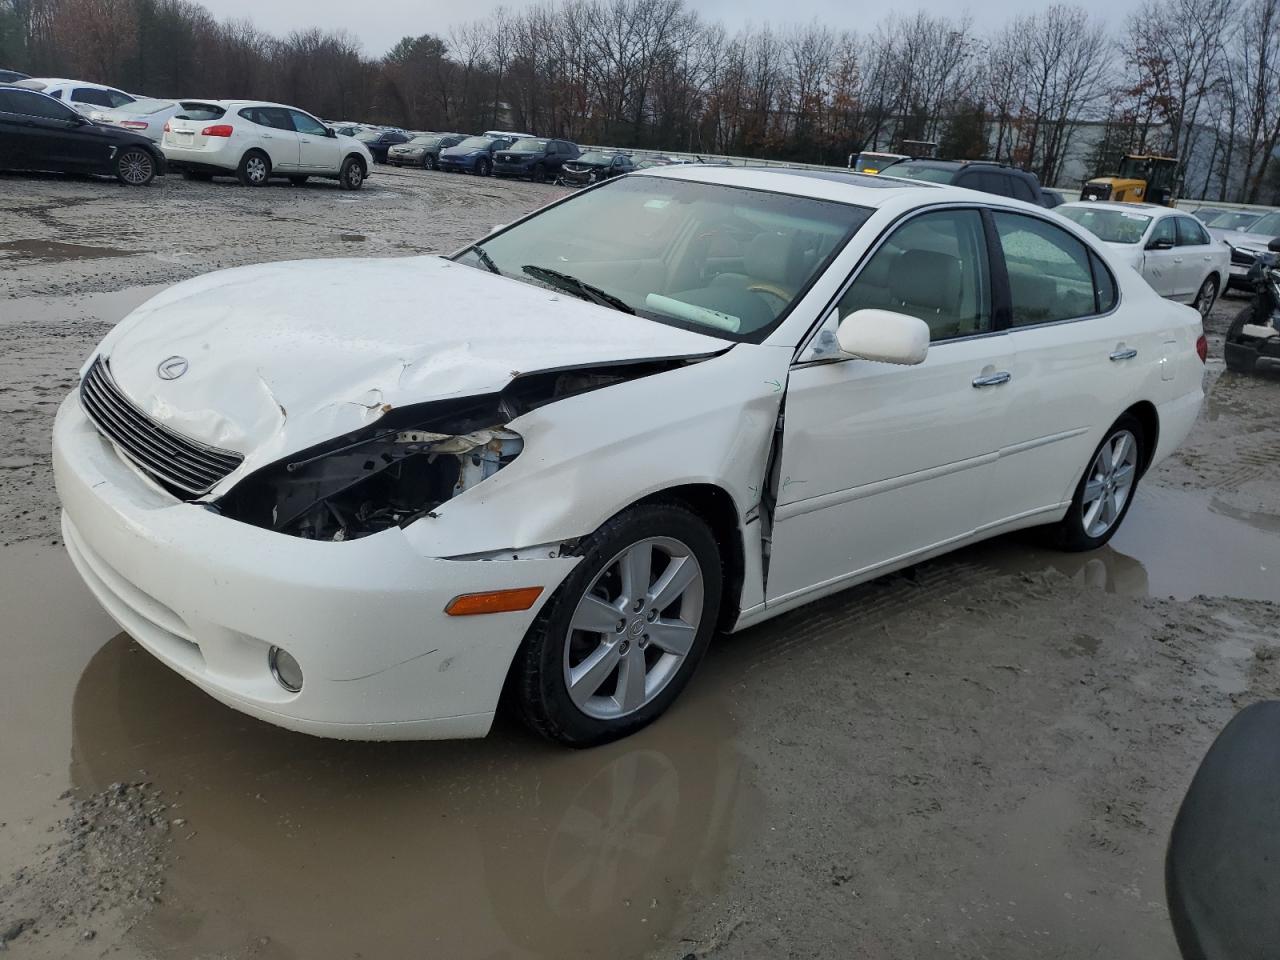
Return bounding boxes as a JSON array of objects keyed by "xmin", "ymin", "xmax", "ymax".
[{"xmin": 95, "ymin": 256, "xmax": 726, "ymax": 460}]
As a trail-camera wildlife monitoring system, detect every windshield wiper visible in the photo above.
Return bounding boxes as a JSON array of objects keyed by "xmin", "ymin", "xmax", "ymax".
[
  {"xmin": 468, "ymin": 244, "xmax": 501, "ymax": 275},
  {"xmin": 521, "ymin": 264, "xmax": 635, "ymax": 315}
]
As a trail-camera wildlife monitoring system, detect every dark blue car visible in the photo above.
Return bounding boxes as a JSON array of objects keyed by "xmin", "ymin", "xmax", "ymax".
[
  {"xmin": 492, "ymin": 138, "xmax": 580, "ymax": 182},
  {"xmin": 437, "ymin": 135, "xmax": 513, "ymax": 176}
]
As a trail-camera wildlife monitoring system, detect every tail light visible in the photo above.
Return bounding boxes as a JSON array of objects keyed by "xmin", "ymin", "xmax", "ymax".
[
  {"xmin": 120, "ymin": 120, "xmax": 148, "ymax": 129},
  {"xmin": 163, "ymin": 121, "xmax": 171, "ymax": 132},
  {"xmin": 201, "ymin": 124, "xmax": 234, "ymax": 137},
  {"xmin": 1196, "ymin": 334, "xmax": 1208, "ymax": 363}
]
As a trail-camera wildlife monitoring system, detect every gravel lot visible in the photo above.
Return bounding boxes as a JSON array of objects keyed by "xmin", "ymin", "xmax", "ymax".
[{"xmin": 1, "ymin": 166, "xmax": 1278, "ymax": 960}]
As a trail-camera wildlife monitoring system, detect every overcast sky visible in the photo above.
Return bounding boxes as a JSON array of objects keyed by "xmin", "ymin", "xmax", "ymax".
[{"xmin": 197, "ymin": 0, "xmax": 1136, "ymax": 58}]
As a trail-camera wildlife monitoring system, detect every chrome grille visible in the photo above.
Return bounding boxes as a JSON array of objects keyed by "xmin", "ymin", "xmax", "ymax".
[{"xmin": 79, "ymin": 356, "xmax": 243, "ymax": 498}]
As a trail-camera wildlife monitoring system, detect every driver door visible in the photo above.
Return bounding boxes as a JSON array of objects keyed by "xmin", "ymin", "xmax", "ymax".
[
  {"xmin": 290, "ymin": 109, "xmax": 340, "ymax": 174},
  {"xmin": 765, "ymin": 208, "xmax": 1015, "ymax": 604}
]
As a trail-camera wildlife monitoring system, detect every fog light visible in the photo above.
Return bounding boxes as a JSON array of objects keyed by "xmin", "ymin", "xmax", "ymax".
[{"xmin": 268, "ymin": 646, "xmax": 303, "ymax": 692}]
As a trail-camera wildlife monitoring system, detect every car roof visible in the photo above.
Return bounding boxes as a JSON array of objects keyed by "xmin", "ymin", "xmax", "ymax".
[{"xmin": 1061, "ymin": 200, "xmax": 1168, "ymax": 215}]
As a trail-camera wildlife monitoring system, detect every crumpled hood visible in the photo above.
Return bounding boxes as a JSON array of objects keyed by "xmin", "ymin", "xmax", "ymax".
[
  {"xmin": 1102, "ymin": 241, "xmax": 1145, "ymax": 273},
  {"xmin": 93, "ymin": 255, "xmax": 724, "ymax": 464}
]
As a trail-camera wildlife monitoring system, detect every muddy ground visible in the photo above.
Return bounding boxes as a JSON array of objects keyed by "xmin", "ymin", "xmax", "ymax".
[{"xmin": 1, "ymin": 167, "xmax": 1278, "ymax": 959}]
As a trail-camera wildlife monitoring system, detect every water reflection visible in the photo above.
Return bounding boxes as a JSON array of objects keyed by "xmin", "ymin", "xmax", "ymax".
[{"xmin": 69, "ymin": 635, "xmax": 756, "ymax": 960}]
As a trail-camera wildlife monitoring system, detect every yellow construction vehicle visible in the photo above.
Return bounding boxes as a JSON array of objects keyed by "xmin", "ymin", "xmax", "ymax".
[{"xmin": 1082, "ymin": 155, "xmax": 1180, "ymax": 206}]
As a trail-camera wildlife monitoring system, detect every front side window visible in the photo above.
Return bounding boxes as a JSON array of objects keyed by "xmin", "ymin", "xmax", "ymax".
[
  {"xmin": 289, "ymin": 110, "xmax": 327, "ymax": 136},
  {"xmin": 456, "ymin": 176, "xmax": 871, "ymax": 342},
  {"xmin": 838, "ymin": 209, "xmax": 991, "ymax": 341},
  {"xmin": 994, "ymin": 211, "xmax": 1098, "ymax": 325},
  {"xmin": 509, "ymin": 138, "xmax": 547, "ymax": 152},
  {"xmin": 1148, "ymin": 218, "xmax": 1177, "ymax": 247}
]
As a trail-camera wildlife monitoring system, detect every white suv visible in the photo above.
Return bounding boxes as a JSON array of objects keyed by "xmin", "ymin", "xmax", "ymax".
[{"xmin": 161, "ymin": 100, "xmax": 374, "ymax": 189}]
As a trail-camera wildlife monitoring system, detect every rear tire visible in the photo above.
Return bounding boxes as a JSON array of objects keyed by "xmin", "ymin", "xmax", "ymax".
[
  {"xmin": 114, "ymin": 147, "xmax": 156, "ymax": 186},
  {"xmin": 514, "ymin": 503, "xmax": 721, "ymax": 747},
  {"xmin": 339, "ymin": 156, "xmax": 365, "ymax": 190},
  {"xmin": 1193, "ymin": 275, "xmax": 1219, "ymax": 319},
  {"xmin": 236, "ymin": 150, "xmax": 270, "ymax": 187},
  {"xmin": 1045, "ymin": 414, "xmax": 1145, "ymax": 552}
]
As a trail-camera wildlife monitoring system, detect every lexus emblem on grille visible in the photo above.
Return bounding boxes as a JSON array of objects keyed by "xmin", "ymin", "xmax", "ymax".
[{"xmin": 156, "ymin": 356, "xmax": 189, "ymax": 380}]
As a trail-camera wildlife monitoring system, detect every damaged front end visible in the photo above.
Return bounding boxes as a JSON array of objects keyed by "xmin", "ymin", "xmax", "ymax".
[{"xmin": 216, "ymin": 359, "xmax": 700, "ymax": 542}]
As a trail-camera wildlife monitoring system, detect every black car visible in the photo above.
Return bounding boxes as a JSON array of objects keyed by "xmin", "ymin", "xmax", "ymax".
[
  {"xmin": 559, "ymin": 151, "xmax": 635, "ymax": 185},
  {"xmin": 880, "ymin": 158, "xmax": 1052, "ymax": 207},
  {"xmin": 356, "ymin": 128, "xmax": 411, "ymax": 164},
  {"xmin": 492, "ymin": 138, "xmax": 580, "ymax": 181},
  {"xmin": 0, "ymin": 69, "xmax": 29, "ymax": 83},
  {"xmin": 0, "ymin": 86, "xmax": 163, "ymax": 185}
]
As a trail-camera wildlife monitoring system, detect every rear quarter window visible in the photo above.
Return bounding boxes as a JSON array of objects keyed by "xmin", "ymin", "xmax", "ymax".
[{"xmin": 994, "ymin": 211, "xmax": 1100, "ymax": 325}]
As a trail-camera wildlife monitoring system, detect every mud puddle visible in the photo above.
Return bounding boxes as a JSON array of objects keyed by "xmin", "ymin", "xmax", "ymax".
[
  {"xmin": 0, "ymin": 541, "xmax": 760, "ymax": 960},
  {"xmin": 0, "ymin": 239, "xmax": 139, "ymax": 263},
  {"xmin": 967, "ymin": 486, "xmax": 1278, "ymax": 601}
]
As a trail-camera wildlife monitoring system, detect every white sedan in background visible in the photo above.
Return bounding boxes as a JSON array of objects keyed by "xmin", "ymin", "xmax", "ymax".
[
  {"xmin": 14, "ymin": 77, "xmax": 135, "ymax": 115},
  {"xmin": 161, "ymin": 100, "xmax": 373, "ymax": 188},
  {"xmin": 1058, "ymin": 201, "xmax": 1229, "ymax": 318},
  {"xmin": 90, "ymin": 98, "xmax": 209, "ymax": 143},
  {"xmin": 53, "ymin": 170, "xmax": 1205, "ymax": 746}
]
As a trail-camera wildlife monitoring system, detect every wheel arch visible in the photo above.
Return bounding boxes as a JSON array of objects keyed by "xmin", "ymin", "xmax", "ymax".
[{"xmin": 1123, "ymin": 400, "xmax": 1160, "ymax": 475}]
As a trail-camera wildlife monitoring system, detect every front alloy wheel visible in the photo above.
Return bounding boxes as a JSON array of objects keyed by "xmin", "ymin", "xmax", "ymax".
[
  {"xmin": 115, "ymin": 148, "xmax": 155, "ymax": 186},
  {"xmin": 340, "ymin": 156, "xmax": 365, "ymax": 190},
  {"xmin": 515, "ymin": 503, "xmax": 721, "ymax": 746}
]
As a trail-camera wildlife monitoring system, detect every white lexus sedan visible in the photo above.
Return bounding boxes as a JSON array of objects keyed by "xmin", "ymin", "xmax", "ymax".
[
  {"xmin": 53, "ymin": 168, "xmax": 1206, "ymax": 746},
  {"xmin": 160, "ymin": 100, "xmax": 373, "ymax": 188},
  {"xmin": 1058, "ymin": 201, "xmax": 1229, "ymax": 319}
]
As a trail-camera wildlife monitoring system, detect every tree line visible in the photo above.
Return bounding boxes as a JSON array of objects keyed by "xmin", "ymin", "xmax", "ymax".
[{"xmin": 1, "ymin": 0, "xmax": 1278, "ymax": 200}]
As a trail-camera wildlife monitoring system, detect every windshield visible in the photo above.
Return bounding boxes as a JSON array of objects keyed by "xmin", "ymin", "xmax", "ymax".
[
  {"xmin": 114, "ymin": 98, "xmax": 174, "ymax": 116},
  {"xmin": 1244, "ymin": 212, "xmax": 1280, "ymax": 237},
  {"xmin": 1058, "ymin": 206, "xmax": 1152, "ymax": 244},
  {"xmin": 355, "ymin": 129, "xmax": 383, "ymax": 141},
  {"xmin": 456, "ymin": 136, "xmax": 493, "ymax": 150},
  {"xmin": 575, "ymin": 151, "xmax": 615, "ymax": 165},
  {"xmin": 881, "ymin": 162, "xmax": 956, "ymax": 184},
  {"xmin": 455, "ymin": 176, "xmax": 871, "ymax": 342},
  {"xmin": 509, "ymin": 138, "xmax": 547, "ymax": 152},
  {"xmin": 408, "ymin": 136, "xmax": 436, "ymax": 145},
  {"xmin": 855, "ymin": 153, "xmax": 905, "ymax": 174},
  {"xmin": 1206, "ymin": 210, "xmax": 1263, "ymax": 231}
]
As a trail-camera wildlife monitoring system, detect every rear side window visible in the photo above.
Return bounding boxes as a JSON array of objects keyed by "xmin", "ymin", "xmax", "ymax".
[
  {"xmin": 1011, "ymin": 177, "xmax": 1038, "ymax": 203},
  {"xmin": 239, "ymin": 107, "xmax": 293, "ymax": 130},
  {"xmin": 3, "ymin": 89, "xmax": 77, "ymax": 120},
  {"xmin": 839, "ymin": 208, "xmax": 992, "ymax": 341},
  {"xmin": 106, "ymin": 89, "xmax": 133, "ymax": 108},
  {"xmin": 72, "ymin": 87, "xmax": 113, "ymax": 107},
  {"xmin": 993, "ymin": 211, "xmax": 1098, "ymax": 325},
  {"xmin": 1176, "ymin": 217, "xmax": 1210, "ymax": 246}
]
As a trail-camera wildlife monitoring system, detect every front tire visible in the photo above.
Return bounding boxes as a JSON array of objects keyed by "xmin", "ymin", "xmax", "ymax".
[
  {"xmin": 236, "ymin": 150, "xmax": 270, "ymax": 187},
  {"xmin": 423, "ymin": 154, "xmax": 437, "ymax": 170},
  {"xmin": 115, "ymin": 147, "xmax": 155, "ymax": 186},
  {"xmin": 1193, "ymin": 275, "xmax": 1219, "ymax": 319},
  {"xmin": 533, "ymin": 162, "xmax": 547, "ymax": 183},
  {"xmin": 339, "ymin": 156, "xmax": 365, "ymax": 190},
  {"xmin": 1046, "ymin": 414, "xmax": 1145, "ymax": 551},
  {"xmin": 514, "ymin": 503, "xmax": 721, "ymax": 747},
  {"xmin": 476, "ymin": 157, "xmax": 491, "ymax": 177}
]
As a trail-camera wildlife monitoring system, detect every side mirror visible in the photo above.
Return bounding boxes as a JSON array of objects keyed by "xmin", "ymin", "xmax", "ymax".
[
  {"xmin": 836, "ymin": 309, "xmax": 930, "ymax": 365},
  {"xmin": 1147, "ymin": 237, "xmax": 1175, "ymax": 251},
  {"xmin": 1167, "ymin": 701, "xmax": 1280, "ymax": 960},
  {"xmin": 1268, "ymin": 237, "xmax": 1280, "ymax": 253},
  {"xmin": 325, "ymin": 127, "xmax": 337, "ymax": 138}
]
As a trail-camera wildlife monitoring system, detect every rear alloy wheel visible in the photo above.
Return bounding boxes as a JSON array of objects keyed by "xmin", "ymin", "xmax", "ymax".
[
  {"xmin": 1193, "ymin": 276, "xmax": 1219, "ymax": 319},
  {"xmin": 115, "ymin": 148, "xmax": 155, "ymax": 186},
  {"xmin": 515, "ymin": 504, "xmax": 721, "ymax": 746},
  {"xmin": 476, "ymin": 157, "xmax": 492, "ymax": 177},
  {"xmin": 1047, "ymin": 414, "xmax": 1145, "ymax": 551},
  {"xmin": 237, "ymin": 150, "xmax": 270, "ymax": 187},
  {"xmin": 339, "ymin": 156, "xmax": 365, "ymax": 190}
]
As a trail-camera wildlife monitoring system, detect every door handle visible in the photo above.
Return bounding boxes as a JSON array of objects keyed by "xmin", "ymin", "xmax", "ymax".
[
  {"xmin": 972, "ymin": 371, "xmax": 1012, "ymax": 388},
  {"xmin": 1110, "ymin": 348, "xmax": 1138, "ymax": 361},
  {"xmin": 262, "ymin": 133, "xmax": 273, "ymax": 139}
]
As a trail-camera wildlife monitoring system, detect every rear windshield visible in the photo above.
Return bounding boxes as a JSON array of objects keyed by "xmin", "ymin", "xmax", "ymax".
[
  {"xmin": 408, "ymin": 135, "xmax": 437, "ymax": 145},
  {"xmin": 175, "ymin": 103, "xmax": 224, "ymax": 121},
  {"xmin": 455, "ymin": 136, "xmax": 494, "ymax": 150},
  {"xmin": 115, "ymin": 98, "xmax": 174, "ymax": 116},
  {"xmin": 355, "ymin": 129, "xmax": 384, "ymax": 141},
  {"xmin": 1058, "ymin": 206, "xmax": 1152, "ymax": 244},
  {"xmin": 880, "ymin": 161, "xmax": 957, "ymax": 184},
  {"xmin": 508, "ymin": 138, "xmax": 548, "ymax": 152}
]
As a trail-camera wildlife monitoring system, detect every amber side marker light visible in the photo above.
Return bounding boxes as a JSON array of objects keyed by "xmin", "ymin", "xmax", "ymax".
[{"xmin": 445, "ymin": 587, "xmax": 545, "ymax": 616}]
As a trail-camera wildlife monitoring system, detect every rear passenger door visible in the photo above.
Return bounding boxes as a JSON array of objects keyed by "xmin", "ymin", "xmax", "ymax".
[
  {"xmin": 241, "ymin": 107, "xmax": 298, "ymax": 172},
  {"xmin": 993, "ymin": 210, "xmax": 1136, "ymax": 520}
]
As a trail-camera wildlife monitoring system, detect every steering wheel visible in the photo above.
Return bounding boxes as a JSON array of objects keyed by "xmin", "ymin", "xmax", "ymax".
[{"xmin": 748, "ymin": 282, "xmax": 792, "ymax": 306}]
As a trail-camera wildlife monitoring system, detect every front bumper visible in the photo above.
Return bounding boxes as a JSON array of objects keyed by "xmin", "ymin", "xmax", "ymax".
[
  {"xmin": 53, "ymin": 395, "xmax": 578, "ymax": 740},
  {"xmin": 1228, "ymin": 263, "xmax": 1253, "ymax": 290},
  {"xmin": 437, "ymin": 156, "xmax": 479, "ymax": 172}
]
